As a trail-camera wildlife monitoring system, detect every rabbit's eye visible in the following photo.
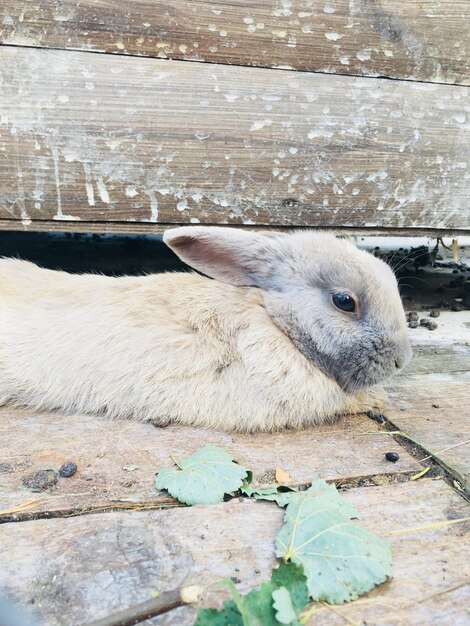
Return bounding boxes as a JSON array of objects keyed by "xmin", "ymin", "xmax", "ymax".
[{"xmin": 332, "ymin": 292, "xmax": 356, "ymax": 313}]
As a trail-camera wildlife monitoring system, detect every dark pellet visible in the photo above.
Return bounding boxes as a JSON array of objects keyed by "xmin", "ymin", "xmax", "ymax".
[
  {"xmin": 385, "ymin": 452, "xmax": 400, "ymax": 463},
  {"xmin": 367, "ymin": 410, "xmax": 385, "ymax": 424},
  {"xmin": 59, "ymin": 461, "xmax": 78, "ymax": 478},
  {"xmin": 408, "ymin": 320, "xmax": 419, "ymax": 328},
  {"xmin": 23, "ymin": 469, "xmax": 59, "ymax": 492},
  {"xmin": 429, "ymin": 310, "xmax": 440, "ymax": 318}
]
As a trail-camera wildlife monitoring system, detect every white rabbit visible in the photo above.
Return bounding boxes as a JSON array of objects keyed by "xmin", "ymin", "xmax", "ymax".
[{"xmin": 0, "ymin": 227, "xmax": 411, "ymax": 432}]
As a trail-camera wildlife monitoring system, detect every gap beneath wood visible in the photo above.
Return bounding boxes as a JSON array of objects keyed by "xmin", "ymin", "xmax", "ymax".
[{"xmin": 1, "ymin": 41, "xmax": 467, "ymax": 88}]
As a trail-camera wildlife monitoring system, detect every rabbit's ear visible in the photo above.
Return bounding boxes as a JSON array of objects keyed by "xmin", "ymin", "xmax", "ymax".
[{"xmin": 163, "ymin": 226, "xmax": 277, "ymax": 286}]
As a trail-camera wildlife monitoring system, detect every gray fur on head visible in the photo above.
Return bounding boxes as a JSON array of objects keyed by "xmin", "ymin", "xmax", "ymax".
[{"xmin": 164, "ymin": 227, "xmax": 412, "ymax": 392}]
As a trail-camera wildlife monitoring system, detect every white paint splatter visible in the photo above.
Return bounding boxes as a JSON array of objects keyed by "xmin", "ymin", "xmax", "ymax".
[
  {"xmin": 50, "ymin": 145, "xmax": 63, "ymax": 218},
  {"xmin": 325, "ymin": 32, "xmax": 343, "ymax": 41},
  {"xmin": 224, "ymin": 93, "xmax": 239, "ymax": 102},
  {"xmin": 53, "ymin": 214, "xmax": 80, "ymax": 221},
  {"xmin": 366, "ymin": 171, "xmax": 388, "ymax": 182},
  {"xmin": 323, "ymin": 5, "xmax": 335, "ymax": 13},
  {"xmin": 308, "ymin": 129, "xmax": 334, "ymax": 139},
  {"xmin": 289, "ymin": 146, "xmax": 298, "ymax": 154},
  {"xmin": 96, "ymin": 177, "xmax": 110, "ymax": 203},
  {"xmin": 356, "ymin": 49, "xmax": 372, "ymax": 61},
  {"xmin": 126, "ymin": 186, "xmax": 138, "ymax": 198},
  {"xmin": 85, "ymin": 179, "xmax": 95, "ymax": 206},
  {"xmin": 250, "ymin": 119, "xmax": 273, "ymax": 131},
  {"xmin": 148, "ymin": 190, "xmax": 158, "ymax": 222}
]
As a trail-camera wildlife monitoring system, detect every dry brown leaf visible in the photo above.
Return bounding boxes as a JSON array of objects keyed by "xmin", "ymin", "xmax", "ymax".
[{"xmin": 275, "ymin": 466, "xmax": 293, "ymax": 484}]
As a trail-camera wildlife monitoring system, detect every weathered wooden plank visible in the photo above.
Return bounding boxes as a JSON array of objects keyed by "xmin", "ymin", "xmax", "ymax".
[
  {"xmin": 388, "ymin": 371, "xmax": 470, "ymax": 491},
  {"xmin": 0, "ymin": 47, "xmax": 468, "ymax": 230},
  {"xmin": 0, "ymin": 480, "xmax": 468, "ymax": 625},
  {"xmin": 0, "ymin": 1, "xmax": 468, "ymax": 85},
  {"xmin": 1, "ymin": 219, "xmax": 469, "ymax": 238},
  {"xmin": 402, "ymin": 311, "xmax": 470, "ymax": 375},
  {"xmin": 407, "ymin": 344, "xmax": 470, "ymax": 376},
  {"xmin": 386, "ymin": 311, "xmax": 470, "ymax": 490},
  {"xmin": 0, "ymin": 406, "xmax": 420, "ymax": 521}
]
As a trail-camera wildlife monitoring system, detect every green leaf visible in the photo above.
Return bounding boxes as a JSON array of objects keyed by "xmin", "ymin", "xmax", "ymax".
[
  {"xmin": 270, "ymin": 562, "xmax": 308, "ymax": 613},
  {"xmin": 194, "ymin": 563, "xmax": 308, "ymax": 626},
  {"xmin": 272, "ymin": 587, "xmax": 297, "ymax": 624},
  {"xmin": 275, "ymin": 480, "xmax": 392, "ymax": 604},
  {"xmin": 155, "ymin": 445, "xmax": 248, "ymax": 505},
  {"xmin": 239, "ymin": 484, "xmax": 280, "ymax": 497}
]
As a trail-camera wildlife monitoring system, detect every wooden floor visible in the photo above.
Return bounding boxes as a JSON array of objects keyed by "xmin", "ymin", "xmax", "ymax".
[{"xmin": 1, "ymin": 308, "xmax": 469, "ymax": 625}]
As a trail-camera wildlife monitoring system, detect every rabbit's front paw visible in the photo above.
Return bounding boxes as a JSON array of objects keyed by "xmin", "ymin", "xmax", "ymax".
[{"xmin": 346, "ymin": 386, "xmax": 388, "ymax": 415}]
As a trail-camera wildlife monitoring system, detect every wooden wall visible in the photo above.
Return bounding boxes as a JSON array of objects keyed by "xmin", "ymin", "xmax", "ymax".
[{"xmin": 0, "ymin": 1, "xmax": 469, "ymax": 234}]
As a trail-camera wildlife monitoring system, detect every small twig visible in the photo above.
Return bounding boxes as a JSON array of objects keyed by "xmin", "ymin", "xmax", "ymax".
[
  {"xmin": 409, "ymin": 466, "xmax": 431, "ymax": 481},
  {"xmin": 81, "ymin": 585, "xmax": 202, "ymax": 626},
  {"xmin": 419, "ymin": 439, "xmax": 470, "ymax": 463},
  {"xmin": 437, "ymin": 237, "xmax": 452, "ymax": 252},
  {"xmin": 299, "ymin": 602, "xmax": 319, "ymax": 624},
  {"xmin": 0, "ymin": 497, "xmax": 47, "ymax": 516},
  {"xmin": 387, "ymin": 516, "xmax": 470, "ymax": 536},
  {"xmin": 169, "ymin": 452, "xmax": 183, "ymax": 469},
  {"xmin": 319, "ymin": 601, "xmax": 361, "ymax": 626}
]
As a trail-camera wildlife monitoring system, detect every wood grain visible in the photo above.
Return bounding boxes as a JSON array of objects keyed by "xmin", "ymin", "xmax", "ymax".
[
  {"xmin": 1, "ymin": 48, "xmax": 468, "ymax": 231},
  {"xmin": 387, "ymin": 311, "xmax": 470, "ymax": 491},
  {"xmin": 403, "ymin": 311, "xmax": 470, "ymax": 375},
  {"xmin": 0, "ymin": 1, "xmax": 468, "ymax": 85},
  {"xmin": 0, "ymin": 480, "xmax": 468, "ymax": 625},
  {"xmin": 1, "ymin": 219, "xmax": 469, "ymax": 237},
  {"xmin": 0, "ymin": 406, "xmax": 420, "ymax": 521},
  {"xmin": 388, "ymin": 371, "xmax": 470, "ymax": 491}
]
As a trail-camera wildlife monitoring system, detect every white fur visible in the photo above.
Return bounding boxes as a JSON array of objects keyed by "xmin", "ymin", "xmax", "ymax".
[{"xmin": 0, "ymin": 228, "xmax": 409, "ymax": 432}]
